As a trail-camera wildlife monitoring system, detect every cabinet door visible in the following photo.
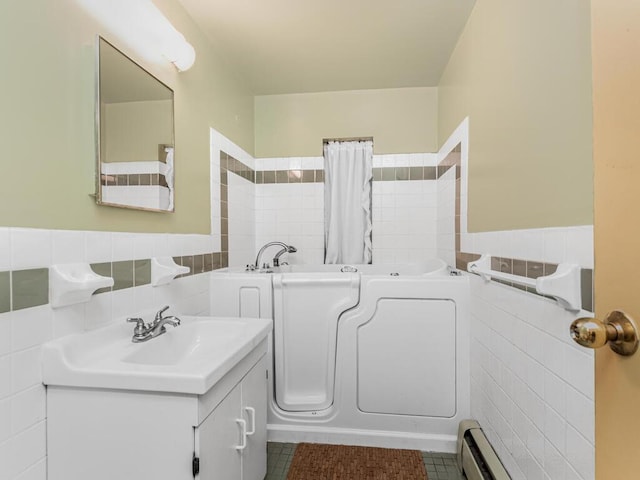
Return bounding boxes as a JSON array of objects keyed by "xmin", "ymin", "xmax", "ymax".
[
  {"xmin": 241, "ymin": 356, "xmax": 268, "ymax": 480},
  {"xmin": 196, "ymin": 385, "xmax": 243, "ymax": 480}
]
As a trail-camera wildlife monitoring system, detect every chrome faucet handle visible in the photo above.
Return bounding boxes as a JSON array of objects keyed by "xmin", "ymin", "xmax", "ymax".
[
  {"xmin": 127, "ymin": 317, "xmax": 147, "ymax": 335},
  {"xmin": 154, "ymin": 305, "xmax": 170, "ymax": 322}
]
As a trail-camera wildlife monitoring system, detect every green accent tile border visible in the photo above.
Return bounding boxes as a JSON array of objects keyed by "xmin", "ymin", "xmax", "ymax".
[
  {"xmin": 395, "ymin": 166, "xmax": 409, "ymax": 181},
  {"xmin": 12, "ymin": 268, "xmax": 48, "ymax": 311},
  {"xmin": 101, "ymin": 173, "xmax": 167, "ymax": 187},
  {"xmin": 112, "ymin": 260, "xmax": 134, "ymax": 291},
  {"xmin": 91, "ymin": 263, "xmax": 113, "ymax": 295},
  {"xmin": 181, "ymin": 256, "xmax": 194, "ymax": 278},
  {"xmin": 467, "ymin": 252, "xmax": 595, "ymax": 311},
  {"xmin": 455, "ymin": 252, "xmax": 482, "ymax": 272},
  {"xmin": 0, "ymin": 250, "xmax": 227, "ymax": 313},
  {"xmin": 276, "ymin": 170, "xmax": 288, "ymax": 183},
  {"xmin": 374, "ymin": 166, "xmax": 438, "ymax": 182},
  {"xmin": 0, "ymin": 271, "xmax": 10, "ymax": 313},
  {"xmin": 134, "ymin": 259, "xmax": 151, "ymax": 287},
  {"xmin": 581, "ymin": 268, "xmax": 594, "ymax": 312},
  {"xmin": 255, "ymin": 169, "xmax": 327, "ymax": 184},
  {"xmin": 252, "ymin": 166, "xmax": 442, "ymax": 184}
]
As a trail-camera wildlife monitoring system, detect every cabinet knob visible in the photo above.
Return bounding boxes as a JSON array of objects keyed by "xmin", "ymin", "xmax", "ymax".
[{"xmin": 570, "ymin": 310, "xmax": 639, "ymax": 356}]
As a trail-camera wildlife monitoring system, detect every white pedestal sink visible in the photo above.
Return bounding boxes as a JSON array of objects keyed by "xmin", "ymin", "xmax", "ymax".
[{"xmin": 43, "ymin": 315, "xmax": 272, "ymax": 480}]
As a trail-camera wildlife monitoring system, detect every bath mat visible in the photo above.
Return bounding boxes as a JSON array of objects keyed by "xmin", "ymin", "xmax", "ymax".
[{"xmin": 286, "ymin": 443, "xmax": 428, "ymax": 480}]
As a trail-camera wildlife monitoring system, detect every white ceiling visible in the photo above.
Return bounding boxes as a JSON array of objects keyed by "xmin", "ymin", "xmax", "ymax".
[{"xmin": 176, "ymin": 0, "xmax": 477, "ymax": 95}]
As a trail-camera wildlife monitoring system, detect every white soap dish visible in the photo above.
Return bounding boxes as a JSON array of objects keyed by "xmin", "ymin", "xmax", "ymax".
[
  {"xmin": 49, "ymin": 263, "xmax": 114, "ymax": 308},
  {"xmin": 151, "ymin": 257, "xmax": 190, "ymax": 286}
]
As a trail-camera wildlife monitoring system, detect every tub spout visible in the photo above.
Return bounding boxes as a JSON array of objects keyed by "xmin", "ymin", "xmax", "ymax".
[
  {"xmin": 255, "ymin": 242, "xmax": 296, "ymax": 269},
  {"xmin": 273, "ymin": 245, "xmax": 297, "ymax": 267}
]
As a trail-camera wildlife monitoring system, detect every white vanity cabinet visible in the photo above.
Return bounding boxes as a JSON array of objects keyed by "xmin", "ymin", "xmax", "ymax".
[
  {"xmin": 47, "ymin": 340, "xmax": 268, "ymax": 480},
  {"xmin": 196, "ymin": 354, "xmax": 267, "ymax": 480}
]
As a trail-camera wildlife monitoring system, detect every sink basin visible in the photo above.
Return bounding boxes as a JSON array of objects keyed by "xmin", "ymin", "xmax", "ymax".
[{"xmin": 42, "ymin": 316, "xmax": 272, "ymax": 394}]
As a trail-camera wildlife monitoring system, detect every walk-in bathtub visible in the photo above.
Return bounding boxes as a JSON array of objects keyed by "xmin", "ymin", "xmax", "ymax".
[{"xmin": 210, "ymin": 259, "xmax": 469, "ymax": 452}]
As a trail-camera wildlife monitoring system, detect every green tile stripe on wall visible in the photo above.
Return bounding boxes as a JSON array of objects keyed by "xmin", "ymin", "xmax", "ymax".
[
  {"xmin": 0, "ymin": 253, "xmax": 226, "ymax": 313},
  {"xmin": 0, "ymin": 271, "xmax": 10, "ymax": 313},
  {"xmin": 12, "ymin": 268, "xmax": 48, "ymax": 311},
  {"xmin": 181, "ymin": 256, "xmax": 195, "ymax": 278},
  {"xmin": 134, "ymin": 259, "xmax": 151, "ymax": 286},
  {"xmin": 222, "ymin": 151, "xmax": 436, "ymax": 186},
  {"xmin": 102, "ymin": 173, "xmax": 166, "ymax": 187},
  {"xmin": 91, "ymin": 263, "xmax": 113, "ymax": 294},
  {"xmin": 372, "ymin": 166, "xmax": 437, "ymax": 182},
  {"xmin": 113, "ymin": 260, "xmax": 134, "ymax": 291},
  {"xmin": 459, "ymin": 253, "xmax": 593, "ymax": 310}
]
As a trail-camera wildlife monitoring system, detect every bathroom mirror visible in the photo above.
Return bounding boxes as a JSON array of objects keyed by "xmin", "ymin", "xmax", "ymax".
[{"xmin": 96, "ymin": 37, "xmax": 175, "ymax": 212}]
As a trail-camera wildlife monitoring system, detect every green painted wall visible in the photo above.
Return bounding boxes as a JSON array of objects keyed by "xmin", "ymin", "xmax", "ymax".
[
  {"xmin": 0, "ymin": 0, "xmax": 254, "ymax": 233},
  {"xmin": 439, "ymin": 0, "xmax": 593, "ymax": 232},
  {"xmin": 254, "ymin": 87, "xmax": 438, "ymax": 157},
  {"xmin": 2, "ymin": 0, "xmax": 594, "ymax": 234},
  {"xmin": 103, "ymin": 100, "xmax": 173, "ymax": 163}
]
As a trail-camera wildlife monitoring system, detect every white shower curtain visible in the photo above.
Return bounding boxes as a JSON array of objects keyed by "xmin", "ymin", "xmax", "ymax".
[{"xmin": 324, "ymin": 140, "xmax": 373, "ymax": 264}]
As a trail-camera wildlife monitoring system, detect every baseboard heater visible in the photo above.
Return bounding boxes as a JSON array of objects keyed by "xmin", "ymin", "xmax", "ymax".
[{"xmin": 456, "ymin": 420, "xmax": 511, "ymax": 480}]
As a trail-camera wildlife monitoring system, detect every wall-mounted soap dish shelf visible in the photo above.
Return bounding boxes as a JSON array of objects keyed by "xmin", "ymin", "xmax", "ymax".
[
  {"xmin": 467, "ymin": 254, "xmax": 582, "ymax": 311},
  {"xmin": 49, "ymin": 263, "xmax": 114, "ymax": 308},
  {"xmin": 151, "ymin": 257, "xmax": 190, "ymax": 286}
]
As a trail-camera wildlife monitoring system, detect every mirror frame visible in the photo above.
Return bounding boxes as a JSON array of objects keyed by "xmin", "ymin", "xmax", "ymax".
[{"xmin": 95, "ymin": 36, "xmax": 176, "ymax": 213}]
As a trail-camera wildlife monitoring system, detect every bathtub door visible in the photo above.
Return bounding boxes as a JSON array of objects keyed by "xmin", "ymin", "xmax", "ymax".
[
  {"xmin": 272, "ymin": 273, "xmax": 360, "ymax": 412},
  {"xmin": 357, "ymin": 298, "xmax": 457, "ymax": 417}
]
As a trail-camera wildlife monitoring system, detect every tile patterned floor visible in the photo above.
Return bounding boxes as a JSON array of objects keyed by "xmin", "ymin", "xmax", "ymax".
[{"xmin": 265, "ymin": 442, "xmax": 465, "ymax": 480}]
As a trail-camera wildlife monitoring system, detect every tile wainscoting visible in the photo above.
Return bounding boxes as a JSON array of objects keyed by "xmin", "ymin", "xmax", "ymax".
[
  {"xmin": 0, "ymin": 227, "xmax": 215, "ymax": 480},
  {"xmin": 438, "ymin": 118, "xmax": 595, "ymax": 480}
]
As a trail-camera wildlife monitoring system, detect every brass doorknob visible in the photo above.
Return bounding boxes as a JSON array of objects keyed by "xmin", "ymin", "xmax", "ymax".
[{"xmin": 570, "ymin": 310, "xmax": 639, "ymax": 356}]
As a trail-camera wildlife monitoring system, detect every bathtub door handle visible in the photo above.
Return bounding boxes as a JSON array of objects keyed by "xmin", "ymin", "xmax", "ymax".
[
  {"xmin": 235, "ymin": 418, "xmax": 247, "ymax": 451},
  {"xmin": 245, "ymin": 406, "xmax": 256, "ymax": 436}
]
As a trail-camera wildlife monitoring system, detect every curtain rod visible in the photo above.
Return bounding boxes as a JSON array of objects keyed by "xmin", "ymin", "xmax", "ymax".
[{"xmin": 322, "ymin": 136, "xmax": 374, "ymax": 144}]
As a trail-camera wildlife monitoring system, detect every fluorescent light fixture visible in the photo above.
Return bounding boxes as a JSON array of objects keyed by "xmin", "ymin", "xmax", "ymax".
[{"xmin": 77, "ymin": 0, "xmax": 196, "ymax": 72}]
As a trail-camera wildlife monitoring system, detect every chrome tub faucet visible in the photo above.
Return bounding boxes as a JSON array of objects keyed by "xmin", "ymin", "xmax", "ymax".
[{"xmin": 254, "ymin": 242, "xmax": 297, "ymax": 269}]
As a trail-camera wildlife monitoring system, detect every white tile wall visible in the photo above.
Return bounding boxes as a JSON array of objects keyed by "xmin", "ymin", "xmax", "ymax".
[
  {"xmin": 470, "ymin": 277, "xmax": 594, "ymax": 480},
  {"xmin": 372, "ymin": 179, "xmax": 438, "ymax": 263},
  {"xmin": 371, "ymin": 153, "xmax": 438, "ymax": 168},
  {"xmin": 254, "ymin": 183, "xmax": 325, "ymax": 265},
  {"xmin": 255, "ymin": 157, "xmax": 325, "ymax": 265},
  {"xmin": 228, "ymin": 172, "xmax": 256, "ymax": 267},
  {"xmin": 436, "ymin": 166, "xmax": 456, "ymax": 266},
  {"xmin": 211, "ymin": 126, "xmax": 259, "ymax": 264},
  {"xmin": 0, "ymin": 226, "xmax": 213, "ymax": 480},
  {"xmin": 254, "ymin": 153, "xmax": 440, "ymax": 265}
]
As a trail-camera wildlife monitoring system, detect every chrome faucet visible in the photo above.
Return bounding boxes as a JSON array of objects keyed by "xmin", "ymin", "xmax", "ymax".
[
  {"xmin": 127, "ymin": 305, "xmax": 181, "ymax": 343},
  {"xmin": 254, "ymin": 242, "xmax": 297, "ymax": 269},
  {"xmin": 273, "ymin": 246, "xmax": 294, "ymax": 267}
]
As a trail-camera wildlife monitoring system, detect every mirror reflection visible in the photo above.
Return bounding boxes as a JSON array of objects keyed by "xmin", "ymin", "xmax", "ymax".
[{"xmin": 96, "ymin": 37, "xmax": 175, "ymax": 212}]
